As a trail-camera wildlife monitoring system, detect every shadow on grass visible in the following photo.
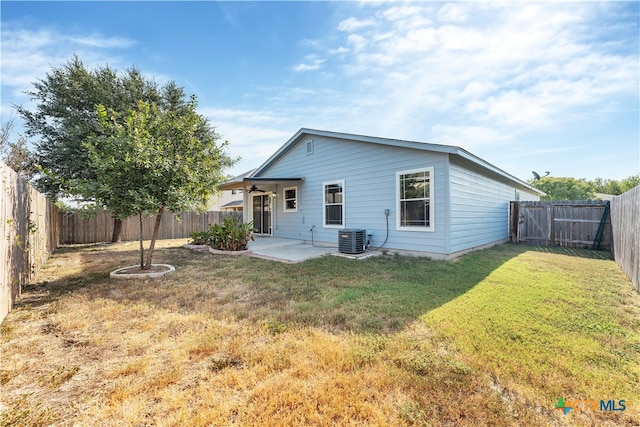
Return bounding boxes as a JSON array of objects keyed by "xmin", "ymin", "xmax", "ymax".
[
  {"xmin": 15, "ymin": 241, "xmax": 614, "ymax": 335},
  {"xmin": 15, "ymin": 241, "xmax": 186, "ymax": 309},
  {"xmin": 522, "ymin": 244, "xmax": 613, "ymax": 260},
  {"xmin": 101, "ymin": 242, "xmax": 533, "ymax": 333}
]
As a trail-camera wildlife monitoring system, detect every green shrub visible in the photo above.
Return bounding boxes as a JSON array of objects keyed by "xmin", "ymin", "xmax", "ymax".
[
  {"xmin": 189, "ymin": 217, "xmax": 254, "ymax": 251},
  {"xmin": 189, "ymin": 230, "xmax": 211, "ymax": 245},
  {"xmin": 210, "ymin": 217, "xmax": 255, "ymax": 251}
]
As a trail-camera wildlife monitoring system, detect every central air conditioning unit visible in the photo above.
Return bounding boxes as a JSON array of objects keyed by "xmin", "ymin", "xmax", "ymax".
[{"xmin": 338, "ymin": 229, "xmax": 366, "ymax": 254}]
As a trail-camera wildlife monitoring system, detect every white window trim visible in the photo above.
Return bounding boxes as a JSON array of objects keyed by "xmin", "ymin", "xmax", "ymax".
[
  {"xmin": 283, "ymin": 186, "xmax": 298, "ymax": 212},
  {"xmin": 396, "ymin": 167, "xmax": 435, "ymax": 232},
  {"xmin": 322, "ymin": 180, "xmax": 345, "ymax": 229}
]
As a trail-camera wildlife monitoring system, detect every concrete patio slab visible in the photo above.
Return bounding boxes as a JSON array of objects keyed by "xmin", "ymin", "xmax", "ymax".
[
  {"xmin": 247, "ymin": 236, "xmax": 305, "ymax": 251},
  {"xmin": 246, "ymin": 236, "xmax": 384, "ymax": 263},
  {"xmin": 247, "ymin": 237, "xmax": 337, "ymax": 263},
  {"xmin": 249, "ymin": 245, "xmax": 338, "ymax": 263},
  {"xmin": 186, "ymin": 237, "xmax": 383, "ymax": 263}
]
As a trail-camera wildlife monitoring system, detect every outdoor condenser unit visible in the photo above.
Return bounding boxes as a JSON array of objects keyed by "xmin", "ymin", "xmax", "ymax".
[{"xmin": 338, "ymin": 229, "xmax": 366, "ymax": 254}]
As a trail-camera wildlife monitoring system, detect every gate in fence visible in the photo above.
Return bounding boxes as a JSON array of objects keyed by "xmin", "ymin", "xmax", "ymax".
[{"xmin": 510, "ymin": 200, "xmax": 612, "ymax": 250}]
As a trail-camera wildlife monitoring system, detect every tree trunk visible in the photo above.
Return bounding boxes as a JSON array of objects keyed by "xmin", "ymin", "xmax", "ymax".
[
  {"xmin": 143, "ymin": 207, "xmax": 165, "ymax": 270},
  {"xmin": 111, "ymin": 218, "xmax": 123, "ymax": 243},
  {"xmin": 139, "ymin": 213, "xmax": 144, "ymax": 269}
]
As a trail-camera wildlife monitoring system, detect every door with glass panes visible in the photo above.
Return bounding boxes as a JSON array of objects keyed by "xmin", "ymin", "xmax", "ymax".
[{"xmin": 252, "ymin": 194, "xmax": 271, "ymax": 235}]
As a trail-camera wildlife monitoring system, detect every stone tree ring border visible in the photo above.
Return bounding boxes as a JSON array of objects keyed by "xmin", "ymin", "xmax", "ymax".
[{"xmin": 110, "ymin": 264, "xmax": 176, "ymax": 279}]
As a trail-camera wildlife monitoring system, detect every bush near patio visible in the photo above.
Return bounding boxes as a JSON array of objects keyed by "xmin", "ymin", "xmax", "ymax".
[
  {"xmin": 189, "ymin": 216, "xmax": 254, "ymax": 250},
  {"xmin": 0, "ymin": 241, "xmax": 638, "ymax": 426}
]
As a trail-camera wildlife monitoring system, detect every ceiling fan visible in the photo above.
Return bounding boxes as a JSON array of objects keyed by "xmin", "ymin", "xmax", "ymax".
[{"xmin": 248, "ymin": 185, "xmax": 265, "ymax": 193}]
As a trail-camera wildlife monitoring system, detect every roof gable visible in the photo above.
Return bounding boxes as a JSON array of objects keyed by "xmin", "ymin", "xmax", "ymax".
[{"xmin": 251, "ymin": 128, "xmax": 543, "ymax": 195}]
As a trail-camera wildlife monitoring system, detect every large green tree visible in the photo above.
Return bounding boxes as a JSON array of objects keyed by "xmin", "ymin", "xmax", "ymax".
[
  {"xmin": 86, "ymin": 85, "xmax": 236, "ymax": 269},
  {"xmin": 16, "ymin": 56, "xmax": 160, "ymax": 241},
  {"xmin": 532, "ymin": 177, "xmax": 596, "ymax": 201}
]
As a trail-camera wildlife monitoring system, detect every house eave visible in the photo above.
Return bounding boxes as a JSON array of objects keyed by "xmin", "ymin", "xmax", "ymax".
[
  {"xmin": 453, "ymin": 149, "xmax": 545, "ymax": 196},
  {"xmin": 243, "ymin": 177, "xmax": 304, "ymax": 183},
  {"xmin": 221, "ymin": 200, "xmax": 243, "ymax": 208},
  {"xmin": 250, "ymin": 128, "xmax": 543, "ymax": 196},
  {"xmin": 219, "ymin": 181, "xmax": 245, "ymax": 191}
]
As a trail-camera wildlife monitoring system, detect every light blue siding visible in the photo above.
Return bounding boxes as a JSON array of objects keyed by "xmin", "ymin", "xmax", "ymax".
[
  {"xmin": 449, "ymin": 158, "xmax": 539, "ymax": 253},
  {"xmin": 257, "ymin": 135, "xmax": 450, "ymax": 254},
  {"xmin": 250, "ymin": 133, "xmax": 539, "ymax": 257}
]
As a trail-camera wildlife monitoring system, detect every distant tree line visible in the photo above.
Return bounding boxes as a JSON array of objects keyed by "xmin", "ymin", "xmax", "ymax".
[
  {"xmin": 531, "ymin": 175, "xmax": 640, "ymax": 201},
  {"xmin": 589, "ymin": 176, "xmax": 640, "ymax": 195}
]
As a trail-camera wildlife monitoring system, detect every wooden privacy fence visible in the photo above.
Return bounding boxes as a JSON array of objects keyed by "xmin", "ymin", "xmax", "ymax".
[
  {"xmin": 610, "ymin": 185, "xmax": 639, "ymax": 292},
  {"xmin": 510, "ymin": 200, "xmax": 612, "ymax": 250},
  {"xmin": 1, "ymin": 162, "xmax": 60, "ymax": 323},
  {"xmin": 60, "ymin": 210, "xmax": 242, "ymax": 244}
]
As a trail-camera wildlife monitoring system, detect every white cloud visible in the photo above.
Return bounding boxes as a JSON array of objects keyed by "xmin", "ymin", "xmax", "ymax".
[
  {"xmin": 337, "ymin": 17, "xmax": 376, "ymax": 32},
  {"xmin": 380, "ymin": 6, "xmax": 426, "ymax": 22},
  {"xmin": 200, "ymin": 108, "xmax": 295, "ymax": 176},
  {"xmin": 461, "ymin": 81, "xmax": 496, "ymax": 99},
  {"xmin": 260, "ymin": 1, "xmax": 636, "ymax": 181},
  {"xmin": 292, "ymin": 54, "xmax": 325, "ymax": 72},
  {"xmin": 346, "ymin": 34, "xmax": 368, "ymax": 52},
  {"xmin": 293, "ymin": 63, "xmax": 321, "ymax": 72},
  {"xmin": 68, "ymin": 35, "xmax": 135, "ymax": 49},
  {"xmin": 430, "ymin": 124, "xmax": 515, "ymax": 150},
  {"xmin": 436, "ymin": 3, "xmax": 469, "ymax": 23},
  {"xmin": 437, "ymin": 25, "xmax": 485, "ymax": 51},
  {"xmin": 328, "ymin": 46, "xmax": 349, "ymax": 56},
  {"xmin": 1, "ymin": 24, "xmax": 135, "ymax": 115},
  {"xmin": 308, "ymin": 2, "xmax": 638, "ymax": 147}
]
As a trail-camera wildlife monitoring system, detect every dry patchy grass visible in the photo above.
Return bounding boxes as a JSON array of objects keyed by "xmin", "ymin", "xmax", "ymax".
[{"xmin": 0, "ymin": 240, "xmax": 638, "ymax": 426}]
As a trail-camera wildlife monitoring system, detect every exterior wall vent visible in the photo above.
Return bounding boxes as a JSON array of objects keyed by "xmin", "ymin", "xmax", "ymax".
[
  {"xmin": 306, "ymin": 139, "xmax": 314, "ymax": 154},
  {"xmin": 338, "ymin": 229, "xmax": 366, "ymax": 254}
]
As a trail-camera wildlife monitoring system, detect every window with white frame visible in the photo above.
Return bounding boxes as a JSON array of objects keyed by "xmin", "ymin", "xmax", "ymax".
[
  {"xmin": 396, "ymin": 167, "xmax": 434, "ymax": 231},
  {"xmin": 283, "ymin": 186, "xmax": 297, "ymax": 212},
  {"xmin": 323, "ymin": 180, "xmax": 344, "ymax": 228}
]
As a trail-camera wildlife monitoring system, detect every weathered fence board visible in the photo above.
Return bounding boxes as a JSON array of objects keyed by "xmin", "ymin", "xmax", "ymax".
[
  {"xmin": 60, "ymin": 210, "xmax": 242, "ymax": 244},
  {"xmin": 610, "ymin": 185, "xmax": 640, "ymax": 292},
  {"xmin": 1, "ymin": 163, "xmax": 59, "ymax": 323},
  {"xmin": 510, "ymin": 200, "xmax": 612, "ymax": 249}
]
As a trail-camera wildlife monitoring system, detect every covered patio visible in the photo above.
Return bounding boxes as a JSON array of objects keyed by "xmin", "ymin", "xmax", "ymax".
[{"xmin": 220, "ymin": 173, "xmax": 303, "ymax": 236}]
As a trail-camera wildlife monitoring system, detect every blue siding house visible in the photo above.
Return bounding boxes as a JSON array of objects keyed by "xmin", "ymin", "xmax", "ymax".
[{"xmin": 222, "ymin": 129, "xmax": 542, "ymax": 259}]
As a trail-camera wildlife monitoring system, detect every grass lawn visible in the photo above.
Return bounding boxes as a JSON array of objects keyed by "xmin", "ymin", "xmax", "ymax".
[{"xmin": 0, "ymin": 240, "xmax": 638, "ymax": 426}]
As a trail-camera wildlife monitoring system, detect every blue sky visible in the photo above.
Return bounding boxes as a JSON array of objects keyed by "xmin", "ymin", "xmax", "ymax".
[{"xmin": 1, "ymin": 1, "xmax": 638, "ymax": 181}]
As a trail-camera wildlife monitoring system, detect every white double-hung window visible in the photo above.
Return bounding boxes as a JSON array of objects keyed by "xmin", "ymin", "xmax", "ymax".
[
  {"xmin": 283, "ymin": 186, "xmax": 297, "ymax": 212},
  {"xmin": 323, "ymin": 180, "xmax": 344, "ymax": 228},
  {"xmin": 396, "ymin": 167, "xmax": 434, "ymax": 232}
]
